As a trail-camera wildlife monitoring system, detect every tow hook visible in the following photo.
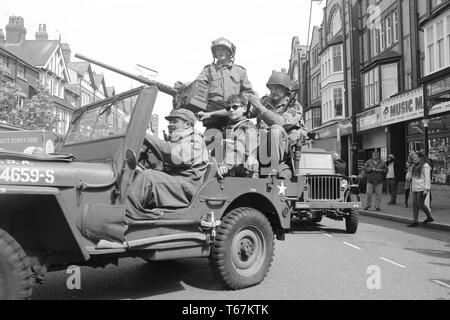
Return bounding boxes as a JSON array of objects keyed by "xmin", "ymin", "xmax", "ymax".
[{"xmin": 200, "ymin": 212, "xmax": 221, "ymax": 244}]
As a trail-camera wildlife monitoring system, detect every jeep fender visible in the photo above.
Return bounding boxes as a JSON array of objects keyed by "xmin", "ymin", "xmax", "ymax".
[{"xmin": 0, "ymin": 185, "xmax": 90, "ymax": 264}]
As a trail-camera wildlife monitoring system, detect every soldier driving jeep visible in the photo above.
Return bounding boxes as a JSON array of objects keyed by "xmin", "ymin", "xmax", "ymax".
[{"xmin": 125, "ymin": 108, "xmax": 209, "ymax": 219}]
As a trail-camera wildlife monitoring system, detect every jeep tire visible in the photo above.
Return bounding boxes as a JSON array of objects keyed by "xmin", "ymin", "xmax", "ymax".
[
  {"xmin": 0, "ymin": 229, "xmax": 33, "ymax": 300},
  {"xmin": 209, "ymin": 207, "xmax": 274, "ymax": 290},
  {"xmin": 345, "ymin": 194, "xmax": 359, "ymax": 234}
]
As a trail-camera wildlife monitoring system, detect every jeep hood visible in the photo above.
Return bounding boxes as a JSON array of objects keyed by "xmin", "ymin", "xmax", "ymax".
[{"xmin": 0, "ymin": 150, "xmax": 115, "ymax": 187}]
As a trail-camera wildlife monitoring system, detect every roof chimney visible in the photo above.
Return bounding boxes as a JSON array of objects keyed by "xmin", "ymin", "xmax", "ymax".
[
  {"xmin": 5, "ymin": 16, "xmax": 27, "ymax": 44},
  {"xmin": 35, "ymin": 24, "xmax": 48, "ymax": 40},
  {"xmin": 61, "ymin": 43, "xmax": 71, "ymax": 63},
  {"xmin": 0, "ymin": 29, "xmax": 5, "ymax": 45}
]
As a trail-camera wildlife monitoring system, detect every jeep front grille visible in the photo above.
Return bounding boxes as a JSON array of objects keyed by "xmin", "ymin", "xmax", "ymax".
[{"xmin": 306, "ymin": 176, "xmax": 343, "ymax": 201}]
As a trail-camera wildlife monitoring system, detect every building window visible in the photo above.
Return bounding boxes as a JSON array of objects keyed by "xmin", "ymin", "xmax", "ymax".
[
  {"xmin": 364, "ymin": 67, "xmax": 379, "ymax": 108},
  {"xmin": 424, "ymin": 14, "xmax": 450, "ymax": 76},
  {"xmin": 380, "ymin": 20, "xmax": 386, "ymax": 51},
  {"xmin": 334, "ymin": 88, "xmax": 343, "ymax": 116},
  {"xmin": 17, "ymin": 65, "xmax": 25, "ymax": 79},
  {"xmin": 393, "ymin": 11, "xmax": 399, "ymax": 42},
  {"xmin": 426, "ymin": 25, "xmax": 435, "ymax": 74},
  {"xmin": 313, "ymin": 107, "xmax": 321, "ymax": 128},
  {"xmin": 16, "ymin": 97, "xmax": 24, "ymax": 108},
  {"xmin": 431, "ymin": 0, "xmax": 444, "ymax": 9},
  {"xmin": 373, "ymin": 27, "xmax": 380, "ymax": 56},
  {"xmin": 333, "ymin": 45, "xmax": 342, "ymax": 72},
  {"xmin": 436, "ymin": 20, "xmax": 445, "ymax": 69},
  {"xmin": 386, "ymin": 15, "xmax": 393, "ymax": 47},
  {"xmin": 381, "ymin": 63, "xmax": 399, "ymax": 100}
]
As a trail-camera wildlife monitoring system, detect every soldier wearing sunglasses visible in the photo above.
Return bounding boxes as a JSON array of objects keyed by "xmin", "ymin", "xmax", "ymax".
[{"xmin": 217, "ymin": 94, "xmax": 259, "ymax": 178}]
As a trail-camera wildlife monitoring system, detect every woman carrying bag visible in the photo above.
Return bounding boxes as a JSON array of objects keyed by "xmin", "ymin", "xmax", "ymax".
[{"xmin": 408, "ymin": 151, "xmax": 434, "ymax": 227}]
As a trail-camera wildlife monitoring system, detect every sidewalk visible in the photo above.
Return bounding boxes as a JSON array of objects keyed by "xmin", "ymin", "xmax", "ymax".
[{"xmin": 359, "ymin": 192, "xmax": 450, "ymax": 232}]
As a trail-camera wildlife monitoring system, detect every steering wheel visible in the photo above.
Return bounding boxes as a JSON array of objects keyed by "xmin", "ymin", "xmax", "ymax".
[{"xmin": 139, "ymin": 136, "xmax": 165, "ymax": 171}]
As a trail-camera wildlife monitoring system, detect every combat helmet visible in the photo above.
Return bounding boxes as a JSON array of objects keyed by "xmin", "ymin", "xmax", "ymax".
[
  {"xmin": 266, "ymin": 71, "xmax": 292, "ymax": 91},
  {"xmin": 211, "ymin": 37, "xmax": 236, "ymax": 60}
]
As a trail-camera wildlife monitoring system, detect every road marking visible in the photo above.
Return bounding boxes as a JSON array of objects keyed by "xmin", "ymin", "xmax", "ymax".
[
  {"xmin": 324, "ymin": 233, "xmax": 333, "ymax": 238},
  {"xmin": 343, "ymin": 242, "xmax": 361, "ymax": 250},
  {"xmin": 379, "ymin": 257, "xmax": 406, "ymax": 269},
  {"xmin": 432, "ymin": 280, "xmax": 450, "ymax": 289}
]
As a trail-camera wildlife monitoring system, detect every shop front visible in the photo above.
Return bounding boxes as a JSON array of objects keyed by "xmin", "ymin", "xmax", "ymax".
[
  {"xmin": 419, "ymin": 69, "xmax": 450, "ymax": 191},
  {"xmin": 381, "ymin": 87, "xmax": 425, "ymax": 177},
  {"xmin": 358, "ymin": 107, "xmax": 385, "ymax": 163}
]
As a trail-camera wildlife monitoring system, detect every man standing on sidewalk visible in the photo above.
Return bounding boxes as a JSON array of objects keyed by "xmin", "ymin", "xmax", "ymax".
[
  {"xmin": 386, "ymin": 154, "xmax": 399, "ymax": 205},
  {"xmin": 362, "ymin": 150, "xmax": 388, "ymax": 211}
]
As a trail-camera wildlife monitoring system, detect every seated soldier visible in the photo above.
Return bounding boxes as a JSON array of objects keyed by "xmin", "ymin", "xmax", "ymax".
[
  {"xmin": 125, "ymin": 108, "xmax": 209, "ymax": 219},
  {"xmin": 217, "ymin": 94, "xmax": 259, "ymax": 178},
  {"xmin": 247, "ymin": 71, "xmax": 304, "ymax": 179}
]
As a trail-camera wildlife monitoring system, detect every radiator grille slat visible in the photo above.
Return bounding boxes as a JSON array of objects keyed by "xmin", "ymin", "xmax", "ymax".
[{"xmin": 307, "ymin": 176, "xmax": 342, "ymax": 201}]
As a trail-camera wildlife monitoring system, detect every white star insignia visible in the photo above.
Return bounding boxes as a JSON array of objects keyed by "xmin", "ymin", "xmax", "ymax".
[{"xmin": 277, "ymin": 181, "xmax": 287, "ymax": 196}]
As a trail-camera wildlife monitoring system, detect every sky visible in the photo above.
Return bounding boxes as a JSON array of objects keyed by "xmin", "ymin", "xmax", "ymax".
[{"xmin": 0, "ymin": 0, "xmax": 326, "ymax": 134}]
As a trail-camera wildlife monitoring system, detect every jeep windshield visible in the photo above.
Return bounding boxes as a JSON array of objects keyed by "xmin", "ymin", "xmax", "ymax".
[
  {"xmin": 65, "ymin": 92, "xmax": 137, "ymax": 145},
  {"xmin": 298, "ymin": 152, "xmax": 334, "ymax": 175}
]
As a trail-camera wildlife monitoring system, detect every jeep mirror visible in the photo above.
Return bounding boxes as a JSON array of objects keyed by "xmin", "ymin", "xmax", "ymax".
[{"xmin": 125, "ymin": 149, "xmax": 137, "ymax": 170}]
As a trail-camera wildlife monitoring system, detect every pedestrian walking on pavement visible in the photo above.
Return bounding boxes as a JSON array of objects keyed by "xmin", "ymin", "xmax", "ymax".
[
  {"xmin": 404, "ymin": 159, "xmax": 413, "ymax": 208},
  {"xmin": 408, "ymin": 151, "xmax": 434, "ymax": 227},
  {"xmin": 362, "ymin": 150, "xmax": 388, "ymax": 211},
  {"xmin": 386, "ymin": 154, "xmax": 399, "ymax": 205}
]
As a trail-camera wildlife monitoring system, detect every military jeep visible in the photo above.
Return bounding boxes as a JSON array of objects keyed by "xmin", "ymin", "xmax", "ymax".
[
  {"xmin": 289, "ymin": 148, "xmax": 361, "ymax": 233},
  {"xmin": 0, "ymin": 86, "xmax": 296, "ymax": 300}
]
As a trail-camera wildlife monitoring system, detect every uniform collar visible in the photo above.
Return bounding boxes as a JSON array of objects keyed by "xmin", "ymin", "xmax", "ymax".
[
  {"xmin": 214, "ymin": 61, "xmax": 234, "ymax": 69},
  {"xmin": 170, "ymin": 127, "xmax": 194, "ymax": 142}
]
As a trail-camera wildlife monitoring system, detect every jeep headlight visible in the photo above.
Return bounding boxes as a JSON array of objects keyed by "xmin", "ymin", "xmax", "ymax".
[{"xmin": 340, "ymin": 179, "xmax": 349, "ymax": 189}]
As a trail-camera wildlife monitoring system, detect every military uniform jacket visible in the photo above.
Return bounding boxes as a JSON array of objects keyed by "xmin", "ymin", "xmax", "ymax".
[
  {"xmin": 222, "ymin": 119, "xmax": 259, "ymax": 177},
  {"xmin": 196, "ymin": 62, "xmax": 254, "ymax": 106},
  {"xmin": 149, "ymin": 127, "xmax": 209, "ymax": 186},
  {"xmin": 249, "ymin": 95, "xmax": 304, "ymax": 143}
]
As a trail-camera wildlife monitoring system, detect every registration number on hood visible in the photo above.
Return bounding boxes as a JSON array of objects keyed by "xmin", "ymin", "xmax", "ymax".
[{"xmin": 0, "ymin": 167, "xmax": 55, "ymax": 184}]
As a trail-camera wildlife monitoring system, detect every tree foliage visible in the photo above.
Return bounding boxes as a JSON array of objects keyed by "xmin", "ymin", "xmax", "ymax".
[{"xmin": 0, "ymin": 82, "xmax": 60, "ymax": 131}]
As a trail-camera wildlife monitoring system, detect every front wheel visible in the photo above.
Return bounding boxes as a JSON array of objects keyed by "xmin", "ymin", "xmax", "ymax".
[
  {"xmin": 0, "ymin": 229, "xmax": 33, "ymax": 300},
  {"xmin": 209, "ymin": 207, "xmax": 274, "ymax": 290},
  {"xmin": 345, "ymin": 194, "xmax": 360, "ymax": 234}
]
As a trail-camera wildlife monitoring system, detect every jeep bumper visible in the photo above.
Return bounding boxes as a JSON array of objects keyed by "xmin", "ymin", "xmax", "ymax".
[{"xmin": 295, "ymin": 201, "xmax": 361, "ymax": 210}]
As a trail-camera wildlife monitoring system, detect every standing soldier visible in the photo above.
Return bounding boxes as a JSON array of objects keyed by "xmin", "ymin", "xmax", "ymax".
[
  {"xmin": 248, "ymin": 71, "xmax": 304, "ymax": 179},
  {"xmin": 175, "ymin": 37, "xmax": 254, "ymax": 131}
]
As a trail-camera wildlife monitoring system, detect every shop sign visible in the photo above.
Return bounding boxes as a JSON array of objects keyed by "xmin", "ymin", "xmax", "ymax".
[
  {"xmin": 358, "ymin": 107, "xmax": 381, "ymax": 131},
  {"xmin": 338, "ymin": 119, "xmax": 352, "ymax": 136},
  {"xmin": 429, "ymin": 99, "xmax": 450, "ymax": 116},
  {"xmin": 381, "ymin": 87, "xmax": 424, "ymax": 125},
  {"xmin": 314, "ymin": 123, "xmax": 338, "ymax": 139}
]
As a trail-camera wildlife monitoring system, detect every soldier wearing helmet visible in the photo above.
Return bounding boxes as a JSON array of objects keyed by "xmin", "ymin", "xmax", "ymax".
[
  {"xmin": 125, "ymin": 108, "xmax": 209, "ymax": 219},
  {"xmin": 248, "ymin": 71, "xmax": 304, "ymax": 179},
  {"xmin": 175, "ymin": 37, "xmax": 254, "ymax": 131}
]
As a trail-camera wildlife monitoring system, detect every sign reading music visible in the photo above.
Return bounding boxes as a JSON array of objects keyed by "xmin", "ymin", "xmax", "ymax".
[{"xmin": 381, "ymin": 87, "xmax": 424, "ymax": 125}]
